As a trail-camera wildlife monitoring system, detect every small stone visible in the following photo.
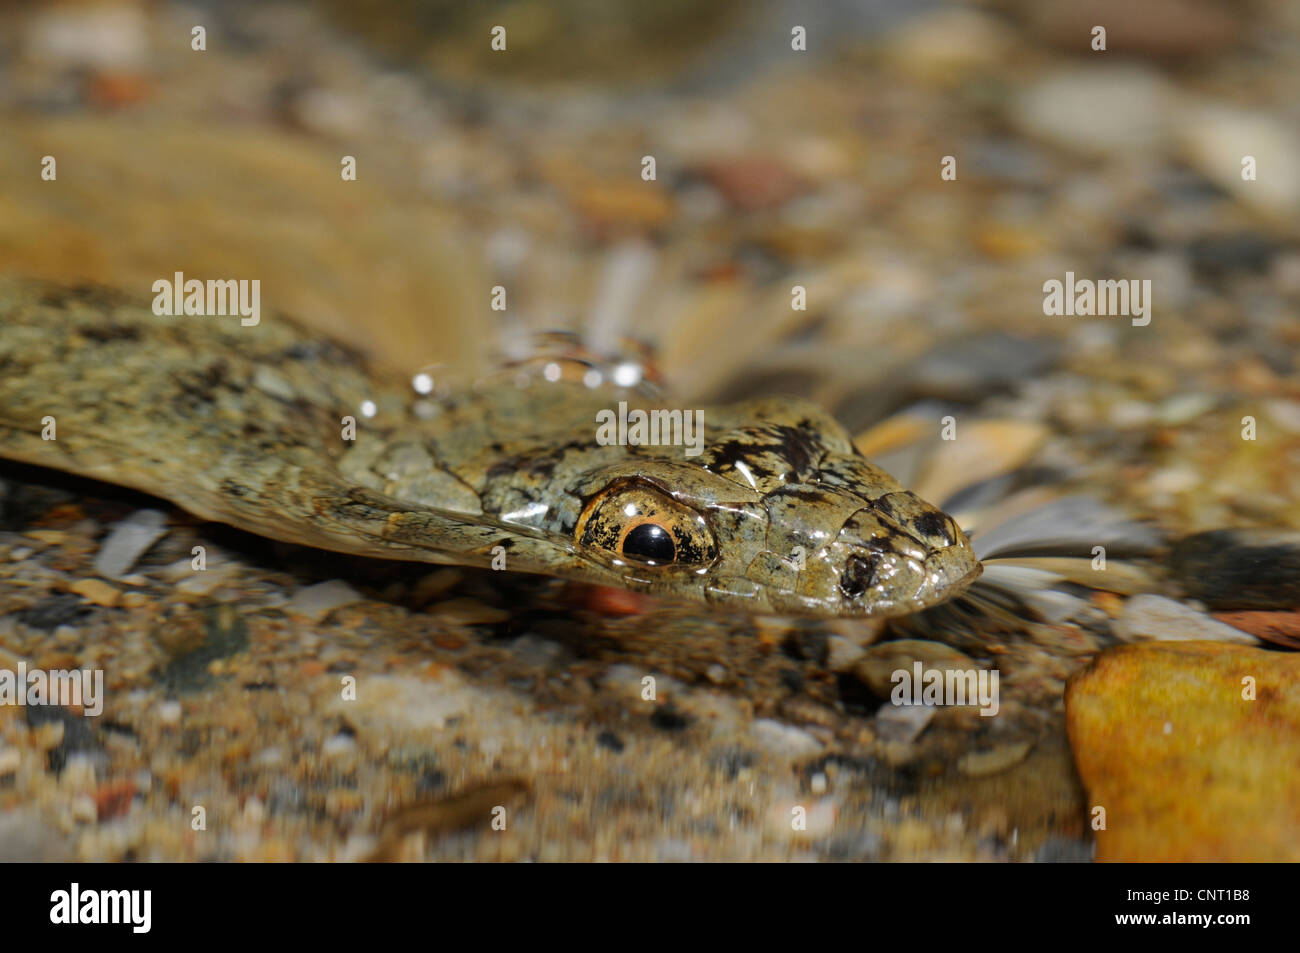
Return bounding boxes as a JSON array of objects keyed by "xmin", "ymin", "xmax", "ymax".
[
  {"xmin": 1265, "ymin": 400, "xmax": 1300, "ymax": 435},
  {"xmin": 25, "ymin": 530, "xmax": 67, "ymax": 545},
  {"xmin": 93, "ymin": 780, "xmax": 136, "ymax": 821},
  {"xmin": 68, "ymin": 578, "xmax": 122, "ymax": 608},
  {"xmin": 70, "ymin": 795, "xmax": 99, "ymax": 824},
  {"xmin": 572, "ymin": 181, "xmax": 674, "ymax": 232},
  {"xmin": 157, "ymin": 700, "xmax": 182, "ymax": 725},
  {"xmin": 698, "ymin": 156, "xmax": 804, "ymax": 211},
  {"xmin": 285, "ymin": 580, "xmax": 363, "ymax": 621},
  {"xmin": 93, "ymin": 508, "xmax": 168, "ymax": 579},
  {"xmin": 428, "ymin": 597, "xmax": 509, "ymax": 625},
  {"xmin": 854, "ymin": 640, "xmax": 975, "ymax": 699},
  {"xmin": 241, "ymin": 796, "xmax": 267, "ymax": 825},
  {"xmin": 1179, "ymin": 106, "xmax": 1300, "ymax": 216},
  {"xmin": 751, "ymin": 719, "xmax": 822, "ymax": 757},
  {"xmin": 410, "ymin": 568, "xmax": 462, "ymax": 604},
  {"xmin": 322, "ymin": 733, "xmax": 357, "ymax": 757},
  {"xmin": 874, "ymin": 703, "xmax": 936, "ymax": 745},
  {"xmin": 825, "ymin": 635, "xmax": 866, "ymax": 672},
  {"xmin": 883, "ymin": 9, "xmax": 1013, "ymax": 86},
  {"xmin": 1113, "ymin": 594, "xmax": 1259, "ymax": 645},
  {"xmin": 292, "ymin": 87, "xmax": 370, "ymax": 139},
  {"xmin": 175, "ymin": 564, "xmax": 236, "ymax": 595},
  {"xmin": 26, "ymin": 5, "xmax": 148, "ymax": 70},
  {"xmin": 958, "ymin": 740, "xmax": 1034, "ymax": 777},
  {"xmin": 62, "ymin": 752, "xmax": 100, "ymax": 790},
  {"xmin": 1013, "ymin": 67, "xmax": 1171, "ymax": 157},
  {"xmin": 1154, "ymin": 393, "xmax": 1216, "ymax": 427}
]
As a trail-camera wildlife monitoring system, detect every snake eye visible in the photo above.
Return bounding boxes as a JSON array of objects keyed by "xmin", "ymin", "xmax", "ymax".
[{"xmin": 575, "ymin": 480, "xmax": 716, "ymax": 568}]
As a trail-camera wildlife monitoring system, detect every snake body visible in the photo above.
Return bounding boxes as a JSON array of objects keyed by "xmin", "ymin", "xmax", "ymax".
[{"xmin": 0, "ymin": 278, "xmax": 980, "ymax": 617}]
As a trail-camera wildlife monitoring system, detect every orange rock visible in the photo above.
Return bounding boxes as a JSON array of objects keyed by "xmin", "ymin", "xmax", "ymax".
[
  {"xmin": 87, "ymin": 71, "xmax": 153, "ymax": 108},
  {"xmin": 1066, "ymin": 641, "xmax": 1300, "ymax": 861},
  {"xmin": 1213, "ymin": 610, "xmax": 1300, "ymax": 649},
  {"xmin": 69, "ymin": 578, "xmax": 122, "ymax": 607},
  {"xmin": 1091, "ymin": 590, "xmax": 1125, "ymax": 618},
  {"xmin": 432, "ymin": 632, "xmax": 468, "ymax": 651},
  {"xmin": 572, "ymin": 181, "xmax": 674, "ymax": 233},
  {"xmin": 699, "ymin": 157, "xmax": 804, "ymax": 211},
  {"xmin": 94, "ymin": 780, "xmax": 137, "ymax": 820},
  {"xmin": 32, "ymin": 504, "xmax": 85, "ymax": 528}
]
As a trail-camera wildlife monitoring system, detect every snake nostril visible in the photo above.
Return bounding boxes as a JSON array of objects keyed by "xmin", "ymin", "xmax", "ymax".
[{"xmin": 839, "ymin": 551, "xmax": 882, "ymax": 599}]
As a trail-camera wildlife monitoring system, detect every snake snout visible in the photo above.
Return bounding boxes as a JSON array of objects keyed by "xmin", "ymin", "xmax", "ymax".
[{"xmin": 830, "ymin": 501, "xmax": 982, "ymax": 615}]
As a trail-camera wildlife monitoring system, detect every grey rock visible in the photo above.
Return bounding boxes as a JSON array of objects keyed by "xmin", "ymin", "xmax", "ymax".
[{"xmin": 94, "ymin": 508, "xmax": 168, "ymax": 579}]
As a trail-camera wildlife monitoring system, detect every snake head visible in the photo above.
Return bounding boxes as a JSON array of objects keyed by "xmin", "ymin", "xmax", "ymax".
[{"xmin": 565, "ymin": 398, "xmax": 981, "ymax": 617}]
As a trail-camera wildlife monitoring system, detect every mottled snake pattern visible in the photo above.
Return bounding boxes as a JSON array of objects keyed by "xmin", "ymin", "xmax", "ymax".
[{"xmin": 0, "ymin": 279, "xmax": 980, "ymax": 617}]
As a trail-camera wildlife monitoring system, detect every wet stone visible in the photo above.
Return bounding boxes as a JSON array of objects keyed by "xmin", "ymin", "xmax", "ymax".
[
  {"xmin": 1168, "ymin": 529, "xmax": 1300, "ymax": 610},
  {"xmin": 1113, "ymin": 594, "xmax": 1260, "ymax": 645},
  {"xmin": 285, "ymin": 579, "xmax": 364, "ymax": 621},
  {"xmin": 93, "ymin": 507, "xmax": 168, "ymax": 579},
  {"xmin": 1066, "ymin": 642, "xmax": 1300, "ymax": 861}
]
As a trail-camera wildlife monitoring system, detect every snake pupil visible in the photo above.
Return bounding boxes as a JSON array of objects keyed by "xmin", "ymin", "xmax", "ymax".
[{"xmin": 622, "ymin": 523, "xmax": 675, "ymax": 563}]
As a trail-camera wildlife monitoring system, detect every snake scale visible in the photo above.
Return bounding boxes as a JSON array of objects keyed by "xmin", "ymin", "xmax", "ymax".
[{"xmin": 0, "ymin": 278, "xmax": 980, "ymax": 617}]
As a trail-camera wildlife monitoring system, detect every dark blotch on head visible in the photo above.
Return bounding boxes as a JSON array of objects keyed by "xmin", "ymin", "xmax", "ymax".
[
  {"xmin": 912, "ymin": 511, "xmax": 952, "ymax": 545},
  {"xmin": 839, "ymin": 552, "xmax": 881, "ymax": 599}
]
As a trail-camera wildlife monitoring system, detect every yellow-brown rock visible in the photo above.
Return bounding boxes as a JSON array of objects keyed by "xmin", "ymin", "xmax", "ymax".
[{"xmin": 1065, "ymin": 641, "xmax": 1300, "ymax": 861}]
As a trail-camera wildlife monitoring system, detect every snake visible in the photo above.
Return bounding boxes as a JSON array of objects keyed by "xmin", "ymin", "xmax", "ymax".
[{"xmin": 0, "ymin": 277, "xmax": 981, "ymax": 618}]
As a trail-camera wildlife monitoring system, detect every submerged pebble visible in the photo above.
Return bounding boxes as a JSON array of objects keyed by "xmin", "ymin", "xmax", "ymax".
[
  {"xmin": 1113, "ymin": 594, "xmax": 1259, "ymax": 645},
  {"xmin": 93, "ymin": 508, "xmax": 168, "ymax": 579}
]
